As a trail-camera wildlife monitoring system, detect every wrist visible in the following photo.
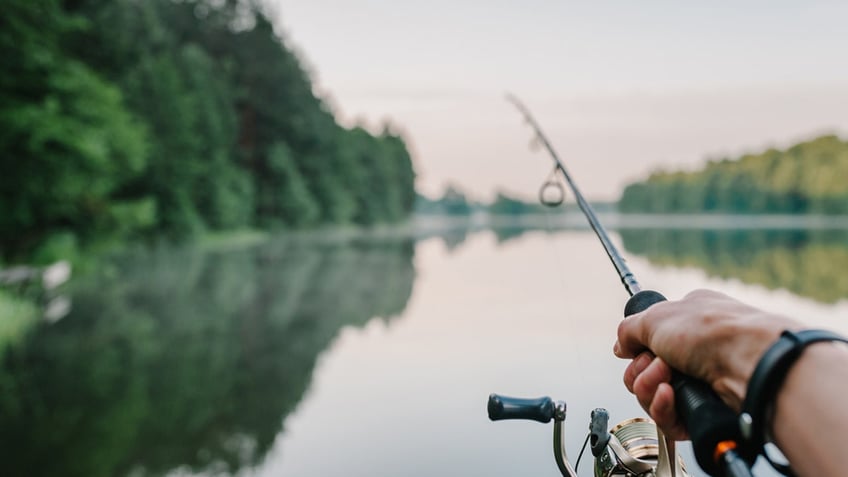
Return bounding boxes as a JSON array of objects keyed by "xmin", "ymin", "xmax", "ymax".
[
  {"xmin": 710, "ymin": 315, "xmax": 795, "ymax": 411},
  {"xmin": 772, "ymin": 341, "xmax": 848, "ymax": 445},
  {"xmin": 740, "ymin": 329, "xmax": 848, "ymax": 471},
  {"xmin": 768, "ymin": 340, "xmax": 848, "ymax": 477}
]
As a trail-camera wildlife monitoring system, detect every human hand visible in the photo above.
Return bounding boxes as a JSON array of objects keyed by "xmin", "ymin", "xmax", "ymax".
[{"xmin": 614, "ymin": 289, "xmax": 799, "ymax": 440}]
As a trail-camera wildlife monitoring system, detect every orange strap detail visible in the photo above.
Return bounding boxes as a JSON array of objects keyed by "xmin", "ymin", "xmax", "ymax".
[{"xmin": 713, "ymin": 440, "xmax": 737, "ymax": 463}]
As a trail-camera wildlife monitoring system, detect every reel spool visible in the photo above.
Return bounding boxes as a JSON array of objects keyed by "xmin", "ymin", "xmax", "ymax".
[
  {"xmin": 613, "ymin": 418, "xmax": 659, "ymax": 460},
  {"xmin": 595, "ymin": 418, "xmax": 688, "ymax": 477}
]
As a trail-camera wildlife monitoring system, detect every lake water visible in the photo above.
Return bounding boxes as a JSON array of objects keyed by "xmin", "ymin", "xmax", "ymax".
[{"xmin": 1, "ymin": 223, "xmax": 847, "ymax": 477}]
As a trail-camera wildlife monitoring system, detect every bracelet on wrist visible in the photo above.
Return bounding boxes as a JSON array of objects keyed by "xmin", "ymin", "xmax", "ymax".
[{"xmin": 739, "ymin": 329, "xmax": 848, "ymax": 475}]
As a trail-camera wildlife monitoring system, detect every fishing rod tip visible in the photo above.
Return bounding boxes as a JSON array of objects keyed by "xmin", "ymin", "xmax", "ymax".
[{"xmin": 505, "ymin": 92, "xmax": 525, "ymax": 105}]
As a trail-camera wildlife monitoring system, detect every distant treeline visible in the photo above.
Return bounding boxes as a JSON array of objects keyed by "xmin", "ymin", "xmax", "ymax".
[
  {"xmin": 415, "ymin": 185, "xmax": 614, "ymax": 216},
  {"xmin": 619, "ymin": 135, "xmax": 848, "ymax": 214},
  {"xmin": 1, "ymin": 0, "xmax": 415, "ymax": 261},
  {"xmin": 416, "ymin": 187, "xmax": 548, "ymax": 216}
]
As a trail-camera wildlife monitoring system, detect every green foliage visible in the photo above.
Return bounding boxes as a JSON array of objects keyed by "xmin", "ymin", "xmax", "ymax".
[
  {"xmin": 442, "ymin": 186, "xmax": 473, "ymax": 215},
  {"xmin": 30, "ymin": 231, "xmax": 80, "ymax": 266},
  {"xmin": 337, "ymin": 126, "xmax": 416, "ymax": 224},
  {"xmin": 416, "ymin": 184, "xmax": 476, "ymax": 216},
  {"xmin": 619, "ymin": 135, "xmax": 848, "ymax": 214},
  {"xmin": 416, "ymin": 188, "xmax": 566, "ymax": 216},
  {"xmin": 260, "ymin": 142, "xmax": 320, "ymax": 227},
  {"xmin": 488, "ymin": 190, "xmax": 547, "ymax": 215},
  {"xmin": 0, "ymin": 0, "xmax": 149, "ymax": 257},
  {"xmin": 0, "ymin": 290, "xmax": 39, "ymax": 356},
  {"xmin": 1, "ymin": 0, "xmax": 417, "ymax": 260}
]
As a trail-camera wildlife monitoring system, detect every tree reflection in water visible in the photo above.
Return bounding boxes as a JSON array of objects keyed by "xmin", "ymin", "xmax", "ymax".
[
  {"xmin": 0, "ymin": 237, "xmax": 415, "ymax": 477},
  {"xmin": 2, "ymin": 226, "xmax": 845, "ymax": 477},
  {"xmin": 619, "ymin": 229, "xmax": 848, "ymax": 303}
]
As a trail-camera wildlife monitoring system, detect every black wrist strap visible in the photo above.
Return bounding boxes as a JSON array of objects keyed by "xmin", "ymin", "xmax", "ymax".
[{"xmin": 740, "ymin": 329, "xmax": 848, "ymax": 474}]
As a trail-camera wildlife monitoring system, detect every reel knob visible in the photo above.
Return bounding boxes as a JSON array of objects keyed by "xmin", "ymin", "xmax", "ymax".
[{"xmin": 487, "ymin": 394, "xmax": 555, "ymax": 423}]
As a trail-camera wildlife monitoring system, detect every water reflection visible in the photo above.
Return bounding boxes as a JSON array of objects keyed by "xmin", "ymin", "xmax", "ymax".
[
  {"xmin": 619, "ymin": 229, "xmax": 848, "ymax": 303},
  {"xmin": 0, "ymin": 237, "xmax": 415, "ymax": 477},
  {"xmin": 432, "ymin": 219, "xmax": 848, "ymax": 304},
  {"xmin": 3, "ymin": 226, "xmax": 848, "ymax": 477}
]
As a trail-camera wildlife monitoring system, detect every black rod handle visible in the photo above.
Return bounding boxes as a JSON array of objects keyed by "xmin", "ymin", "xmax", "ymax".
[
  {"xmin": 487, "ymin": 394, "xmax": 555, "ymax": 423},
  {"xmin": 625, "ymin": 290, "xmax": 749, "ymax": 477}
]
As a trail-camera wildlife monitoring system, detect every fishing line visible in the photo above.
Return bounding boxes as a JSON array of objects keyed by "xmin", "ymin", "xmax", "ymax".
[
  {"xmin": 534, "ymin": 128, "xmax": 594, "ymax": 441},
  {"xmin": 574, "ymin": 432, "xmax": 591, "ymax": 472},
  {"xmin": 540, "ymin": 207, "xmax": 592, "ymax": 395}
]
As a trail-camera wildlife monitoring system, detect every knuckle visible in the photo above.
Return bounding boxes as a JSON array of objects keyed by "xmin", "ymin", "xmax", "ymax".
[
  {"xmin": 632, "ymin": 370, "xmax": 650, "ymax": 397},
  {"xmin": 684, "ymin": 288, "xmax": 713, "ymax": 300}
]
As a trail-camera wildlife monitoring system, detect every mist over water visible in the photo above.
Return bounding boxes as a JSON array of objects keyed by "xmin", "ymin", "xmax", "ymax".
[{"xmin": 1, "ymin": 227, "xmax": 845, "ymax": 477}]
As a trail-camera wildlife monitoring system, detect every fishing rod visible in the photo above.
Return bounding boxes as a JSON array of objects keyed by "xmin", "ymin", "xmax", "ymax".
[
  {"xmin": 506, "ymin": 95, "xmax": 640, "ymax": 297},
  {"xmin": 487, "ymin": 95, "xmax": 756, "ymax": 477}
]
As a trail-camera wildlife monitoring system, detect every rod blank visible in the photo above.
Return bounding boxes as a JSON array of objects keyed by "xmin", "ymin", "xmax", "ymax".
[{"xmin": 507, "ymin": 94, "xmax": 640, "ymax": 296}]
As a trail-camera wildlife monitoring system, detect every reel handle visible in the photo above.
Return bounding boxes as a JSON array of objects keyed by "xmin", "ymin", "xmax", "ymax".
[
  {"xmin": 625, "ymin": 290, "xmax": 751, "ymax": 477},
  {"xmin": 487, "ymin": 394, "xmax": 555, "ymax": 423}
]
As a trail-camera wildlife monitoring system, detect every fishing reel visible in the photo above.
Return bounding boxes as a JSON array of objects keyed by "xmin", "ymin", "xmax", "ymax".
[{"xmin": 488, "ymin": 394, "xmax": 688, "ymax": 477}]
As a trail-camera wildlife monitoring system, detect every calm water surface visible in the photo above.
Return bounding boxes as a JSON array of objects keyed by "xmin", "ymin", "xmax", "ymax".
[{"xmin": 1, "ymin": 227, "xmax": 847, "ymax": 477}]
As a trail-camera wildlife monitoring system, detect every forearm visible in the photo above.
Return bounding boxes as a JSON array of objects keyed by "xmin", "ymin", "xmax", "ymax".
[{"xmin": 772, "ymin": 342, "xmax": 848, "ymax": 477}]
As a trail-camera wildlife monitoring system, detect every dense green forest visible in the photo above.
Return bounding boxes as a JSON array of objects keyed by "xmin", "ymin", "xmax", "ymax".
[
  {"xmin": 619, "ymin": 135, "xmax": 848, "ymax": 214},
  {"xmin": 1, "ymin": 0, "xmax": 416, "ymax": 262}
]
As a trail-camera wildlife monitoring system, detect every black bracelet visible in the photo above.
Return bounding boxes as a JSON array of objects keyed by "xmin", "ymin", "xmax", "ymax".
[{"xmin": 739, "ymin": 329, "xmax": 848, "ymax": 473}]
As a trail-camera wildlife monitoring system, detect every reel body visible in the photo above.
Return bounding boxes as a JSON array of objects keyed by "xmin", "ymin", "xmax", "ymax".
[{"xmin": 488, "ymin": 394, "xmax": 688, "ymax": 477}]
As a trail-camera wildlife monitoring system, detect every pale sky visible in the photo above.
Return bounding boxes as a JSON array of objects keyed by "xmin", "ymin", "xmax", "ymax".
[{"xmin": 270, "ymin": 1, "xmax": 848, "ymax": 200}]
